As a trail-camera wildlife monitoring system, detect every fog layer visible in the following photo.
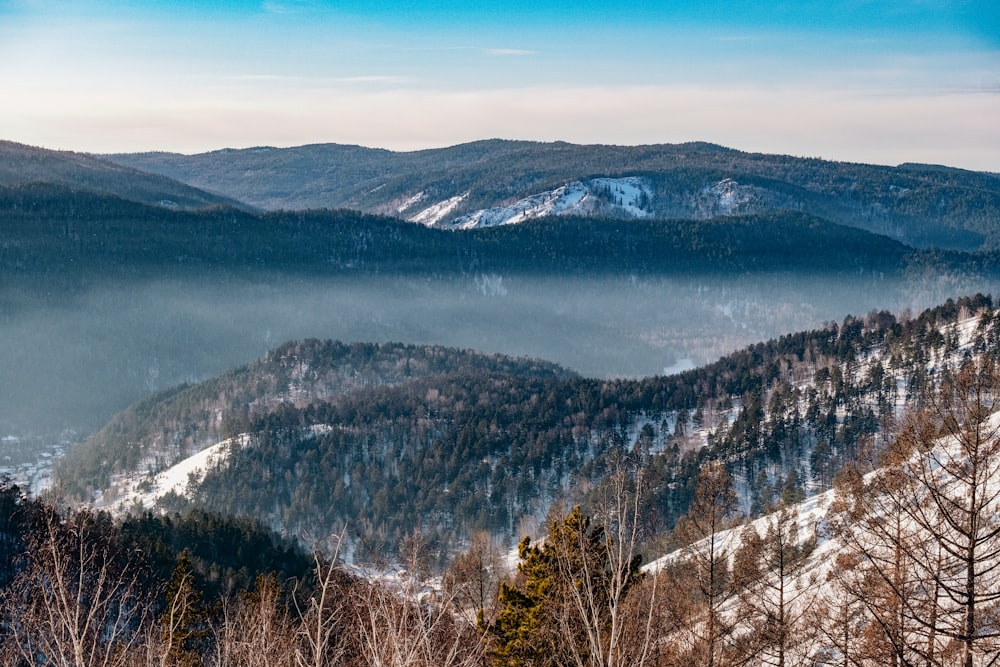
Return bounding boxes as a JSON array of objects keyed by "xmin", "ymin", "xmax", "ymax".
[{"xmin": 1, "ymin": 269, "xmax": 986, "ymax": 440}]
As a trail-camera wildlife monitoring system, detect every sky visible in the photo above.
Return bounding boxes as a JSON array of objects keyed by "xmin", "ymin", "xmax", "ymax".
[{"xmin": 1, "ymin": 0, "xmax": 999, "ymax": 171}]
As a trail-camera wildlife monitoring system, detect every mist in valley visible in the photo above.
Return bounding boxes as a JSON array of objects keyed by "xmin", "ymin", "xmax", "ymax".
[{"xmin": 1, "ymin": 268, "xmax": 989, "ymax": 444}]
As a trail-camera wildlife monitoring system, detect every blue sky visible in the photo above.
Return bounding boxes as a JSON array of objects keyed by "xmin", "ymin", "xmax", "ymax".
[{"xmin": 1, "ymin": 0, "xmax": 998, "ymax": 170}]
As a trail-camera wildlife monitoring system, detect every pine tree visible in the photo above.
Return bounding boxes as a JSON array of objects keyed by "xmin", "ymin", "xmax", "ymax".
[
  {"xmin": 482, "ymin": 505, "xmax": 643, "ymax": 667},
  {"xmin": 159, "ymin": 549, "xmax": 210, "ymax": 667}
]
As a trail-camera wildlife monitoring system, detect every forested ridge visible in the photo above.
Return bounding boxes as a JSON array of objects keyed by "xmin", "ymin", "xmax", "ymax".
[
  {"xmin": 0, "ymin": 181, "xmax": 939, "ymax": 284},
  {"xmin": 106, "ymin": 139, "xmax": 1000, "ymax": 251},
  {"xmin": 0, "ymin": 140, "xmax": 243, "ymax": 211},
  {"xmin": 11, "ymin": 340, "xmax": 1000, "ymax": 667},
  {"xmin": 58, "ymin": 295, "xmax": 1000, "ymax": 568},
  {"xmin": 6, "ymin": 140, "xmax": 1000, "ymax": 665}
]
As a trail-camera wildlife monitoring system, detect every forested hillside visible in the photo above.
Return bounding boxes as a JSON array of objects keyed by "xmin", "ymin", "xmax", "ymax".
[
  {"xmin": 7, "ymin": 178, "xmax": 992, "ymax": 440},
  {"xmin": 60, "ymin": 295, "xmax": 1000, "ymax": 567},
  {"xmin": 106, "ymin": 139, "xmax": 1000, "ymax": 250},
  {"xmin": 0, "ymin": 140, "xmax": 243, "ymax": 210},
  {"xmin": 0, "ymin": 182, "xmax": 924, "ymax": 283}
]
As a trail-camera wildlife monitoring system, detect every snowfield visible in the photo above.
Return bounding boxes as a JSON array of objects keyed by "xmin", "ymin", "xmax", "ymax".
[
  {"xmin": 103, "ymin": 435, "xmax": 247, "ymax": 512},
  {"xmin": 408, "ymin": 192, "xmax": 469, "ymax": 226}
]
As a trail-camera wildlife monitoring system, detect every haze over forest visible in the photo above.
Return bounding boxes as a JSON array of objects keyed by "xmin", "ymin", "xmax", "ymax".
[{"xmin": 3, "ymin": 2, "xmax": 1000, "ymax": 664}]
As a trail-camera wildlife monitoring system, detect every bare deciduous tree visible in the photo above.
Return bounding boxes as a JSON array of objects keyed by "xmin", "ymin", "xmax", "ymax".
[
  {"xmin": 673, "ymin": 461, "xmax": 740, "ymax": 667},
  {"xmin": 731, "ymin": 505, "xmax": 817, "ymax": 667},
  {"xmin": 1, "ymin": 508, "xmax": 147, "ymax": 667},
  {"xmin": 830, "ymin": 357, "xmax": 1000, "ymax": 667},
  {"xmin": 555, "ymin": 460, "xmax": 657, "ymax": 667},
  {"xmin": 212, "ymin": 573, "xmax": 296, "ymax": 667},
  {"xmin": 293, "ymin": 532, "xmax": 350, "ymax": 667}
]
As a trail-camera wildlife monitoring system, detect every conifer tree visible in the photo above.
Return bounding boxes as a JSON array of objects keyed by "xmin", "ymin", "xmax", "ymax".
[
  {"xmin": 482, "ymin": 505, "xmax": 643, "ymax": 667},
  {"xmin": 159, "ymin": 549, "xmax": 211, "ymax": 667}
]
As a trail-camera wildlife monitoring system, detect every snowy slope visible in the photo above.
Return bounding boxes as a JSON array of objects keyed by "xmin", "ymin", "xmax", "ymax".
[
  {"xmin": 408, "ymin": 193, "xmax": 469, "ymax": 226},
  {"xmin": 414, "ymin": 177, "xmax": 654, "ymax": 229},
  {"xmin": 99, "ymin": 435, "xmax": 245, "ymax": 512}
]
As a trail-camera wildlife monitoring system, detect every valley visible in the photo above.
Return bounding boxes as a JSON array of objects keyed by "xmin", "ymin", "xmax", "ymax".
[{"xmin": 2, "ymin": 138, "xmax": 1000, "ymax": 665}]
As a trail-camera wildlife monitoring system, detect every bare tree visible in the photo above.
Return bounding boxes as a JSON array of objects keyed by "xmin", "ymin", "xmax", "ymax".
[
  {"xmin": 292, "ymin": 532, "xmax": 349, "ymax": 667},
  {"xmin": 829, "ymin": 357, "xmax": 1000, "ymax": 667},
  {"xmin": 811, "ymin": 552, "xmax": 868, "ymax": 667},
  {"xmin": 673, "ymin": 461, "xmax": 740, "ymax": 667},
  {"xmin": 1, "ymin": 508, "xmax": 148, "ymax": 667},
  {"xmin": 554, "ymin": 460, "xmax": 657, "ymax": 667},
  {"xmin": 895, "ymin": 358, "xmax": 1000, "ymax": 666},
  {"xmin": 353, "ymin": 539, "xmax": 484, "ymax": 667},
  {"xmin": 211, "ymin": 573, "xmax": 296, "ymax": 667},
  {"xmin": 731, "ymin": 505, "xmax": 817, "ymax": 667},
  {"xmin": 828, "ymin": 460, "xmax": 930, "ymax": 667},
  {"xmin": 444, "ymin": 530, "xmax": 508, "ymax": 628},
  {"xmin": 482, "ymin": 461, "xmax": 655, "ymax": 667}
]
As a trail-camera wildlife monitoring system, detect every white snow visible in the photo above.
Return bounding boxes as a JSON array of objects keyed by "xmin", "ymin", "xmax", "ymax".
[
  {"xmin": 590, "ymin": 177, "xmax": 651, "ymax": 217},
  {"xmin": 448, "ymin": 177, "xmax": 653, "ymax": 230},
  {"xmin": 408, "ymin": 192, "xmax": 469, "ymax": 226},
  {"xmin": 396, "ymin": 191, "xmax": 425, "ymax": 213},
  {"xmin": 109, "ymin": 435, "xmax": 246, "ymax": 512},
  {"xmin": 698, "ymin": 178, "xmax": 754, "ymax": 216}
]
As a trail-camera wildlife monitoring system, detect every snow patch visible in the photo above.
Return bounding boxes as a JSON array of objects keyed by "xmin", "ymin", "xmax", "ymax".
[
  {"xmin": 697, "ymin": 178, "xmax": 755, "ymax": 216},
  {"xmin": 109, "ymin": 435, "xmax": 247, "ymax": 512},
  {"xmin": 448, "ymin": 177, "xmax": 653, "ymax": 230},
  {"xmin": 396, "ymin": 191, "xmax": 425, "ymax": 213},
  {"xmin": 408, "ymin": 192, "xmax": 469, "ymax": 226}
]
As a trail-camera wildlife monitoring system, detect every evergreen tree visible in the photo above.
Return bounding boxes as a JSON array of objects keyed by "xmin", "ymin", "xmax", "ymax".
[
  {"xmin": 160, "ymin": 549, "xmax": 211, "ymax": 667},
  {"xmin": 482, "ymin": 506, "xmax": 643, "ymax": 667}
]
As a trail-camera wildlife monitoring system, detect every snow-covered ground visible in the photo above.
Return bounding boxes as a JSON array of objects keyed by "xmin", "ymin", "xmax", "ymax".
[
  {"xmin": 105, "ymin": 435, "xmax": 246, "ymax": 512},
  {"xmin": 408, "ymin": 193, "xmax": 469, "ymax": 226},
  {"xmin": 702, "ymin": 178, "xmax": 752, "ymax": 215},
  {"xmin": 445, "ymin": 177, "xmax": 653, "ymax": 229},
  {"xmin": 396, "ymin": 191, "xmax": 425, "ymax": 213}
]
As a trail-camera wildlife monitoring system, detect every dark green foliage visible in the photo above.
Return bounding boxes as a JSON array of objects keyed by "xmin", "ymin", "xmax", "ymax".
[
  {"xmin": 481, "ymin": 506, "xmax": 642, "ymax": 667},
  {"xmin": 0, "ymin": 140, "xmax": 242, "ymax": 211},
  {"xmin": 57, "ymin": 340, "xmax": 574, "ymax": 496},
  {"xmin": 0, "ymin": 182, "xmax": 939, "ymax": 286},
  {"xmin": 0, "ymin": 477, "xmax": 45, "ymax": 587},
  {"xmin": 118, "ymin": 509, "xmax": 312, "ymax": 602},
  {"xmin": 160, "ymin": 550, "xmax": 211, "ymax": 667}
]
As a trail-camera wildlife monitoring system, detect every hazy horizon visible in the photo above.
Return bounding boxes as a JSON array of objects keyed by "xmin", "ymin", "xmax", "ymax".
[{"xmin": 1, "ymin": 0, "xmax": 998, "ymax": 171}]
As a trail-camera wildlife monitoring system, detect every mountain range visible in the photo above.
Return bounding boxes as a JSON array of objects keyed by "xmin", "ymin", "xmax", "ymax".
[
  {"xmin": 6, "ymin": 136, "xmax": 1000, "ymax": 666},
  {"xmin": 104, "ymin": 139, "xmax": 1000, "ymax": 250},
  {"xmin": 0, "ymin": 140, "xmax": 244, "ymax": 211},
  {"xmin": 0, "ymin": 138, "xmax": 998, "ymax": 444}
]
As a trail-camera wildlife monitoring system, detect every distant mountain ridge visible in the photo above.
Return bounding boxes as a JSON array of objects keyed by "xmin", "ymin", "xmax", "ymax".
[
  {"xmin": 0, "ymin": 140, "xmax": 245, "ymax": 211},
  {"xmin": 104, "ymin": 139, "xmax": 1000, "ymax": 250},
  {"xmin": 5, "ymin": 176, "xmax": 995, "ymax": 439}
]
